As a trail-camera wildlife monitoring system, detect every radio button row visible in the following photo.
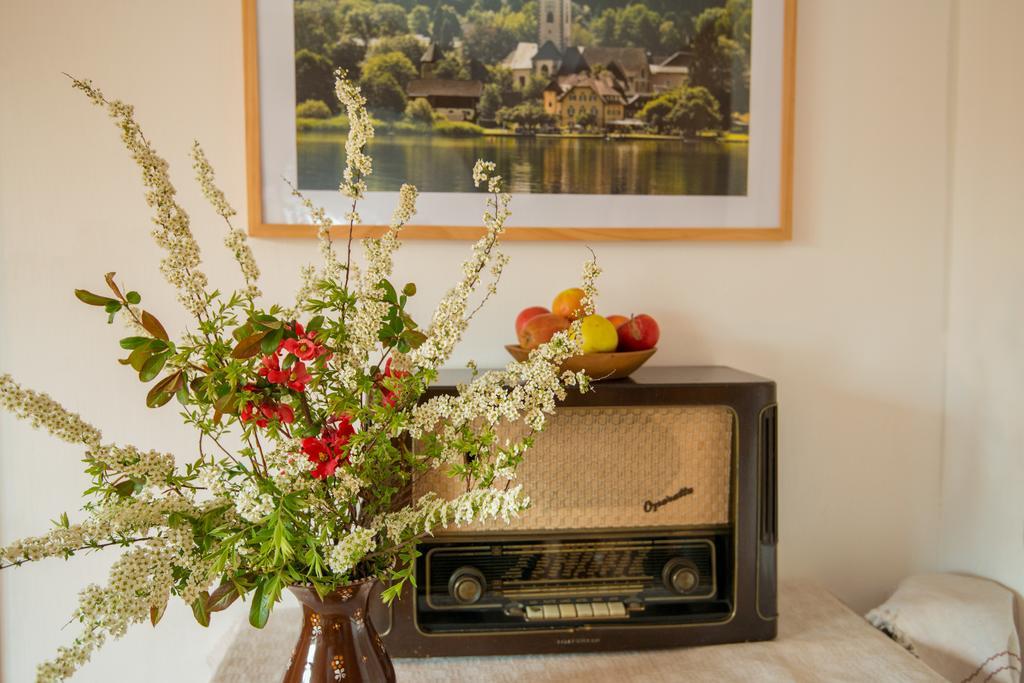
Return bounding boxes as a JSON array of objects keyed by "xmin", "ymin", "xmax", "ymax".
[{"xmin": 524, "ymin": 601, "xmax": 626, "ymax": 621}]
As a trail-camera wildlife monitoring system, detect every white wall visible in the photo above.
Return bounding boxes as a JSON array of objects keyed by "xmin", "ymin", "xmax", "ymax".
[
  {"xmin": 940, "ymin": 0, "xmax": 1024, "ymax": 598},
  {"xmin": 0, "ymin": 1, "xmax": 957, "ymax": 681}
]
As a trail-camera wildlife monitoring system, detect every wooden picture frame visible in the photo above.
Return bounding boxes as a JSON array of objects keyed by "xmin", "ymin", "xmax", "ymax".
[{"xmin": 243, "ymin": 0, "xmax": 796, "ymax": 241}]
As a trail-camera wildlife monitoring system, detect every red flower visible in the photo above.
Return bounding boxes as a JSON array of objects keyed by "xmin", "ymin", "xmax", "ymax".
[
  {"xmin": 240, "ymin": 401, "xmax": 265, "ymax": 428},
  {"xmin": 283, "ymin": 336, "xmax": 319, "ymax": 361},
  {"xmin": 257, "ymin": 354, "xmax": 288, "ymax": 385},
  {"xmin": 241, "ymin": 400, "xmax": 294, "ymax": 429},
  {"xmin": 276, "ymin": 403, "xmax": 295, "ymax": 424},
  {"xmin": 304, "ymin": 417, "xmax": 356, "ymax": 480},
  {"xmin": 282, "ymin": 322, "xmax": 327, "ymax": 361},
  {"xmin": 377, "ymin": 357, "xmax": 409, "ymax": 408},
  {"xmin": 285, "ymin": 361, "xmax": 313, "ymax": 392}
]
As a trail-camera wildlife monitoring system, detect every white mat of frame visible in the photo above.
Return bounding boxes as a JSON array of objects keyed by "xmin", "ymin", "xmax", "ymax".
[{"xmin": 211, "ymin": 581, "xmax": 945, "ymax": 682}]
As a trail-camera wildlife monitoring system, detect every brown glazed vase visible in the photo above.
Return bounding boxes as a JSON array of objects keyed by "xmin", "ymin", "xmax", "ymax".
[{"xmin": 283, "ymin": 580, "xmax": 395, "ymax": 683}]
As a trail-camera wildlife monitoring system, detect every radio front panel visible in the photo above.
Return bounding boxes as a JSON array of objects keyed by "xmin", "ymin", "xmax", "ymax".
[{"xmin": 414, "ymin": 405, "xmax": 735, "ymax": 532}]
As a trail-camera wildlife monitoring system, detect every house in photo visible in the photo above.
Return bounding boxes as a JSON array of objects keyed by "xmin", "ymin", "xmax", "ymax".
[
  {"xmin": 502, "ymin": 42, "xmax": 538, "ymax": 87},
  {"xmin": 577, "ymin": 46, "xmax": 652, "ymax": 95},
  {"xmin": 406, "ymin": 78, "xmax": 484, "ymax": 122},
  {"xmin": 533, "ymin": 40, "xmax": 563, "ymax": 79},
  {"xmin": 543, "ymin": 73, "xmax": 627, "ymax": 128}
]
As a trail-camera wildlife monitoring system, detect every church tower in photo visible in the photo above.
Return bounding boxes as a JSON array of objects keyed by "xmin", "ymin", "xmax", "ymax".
[{"xmin": 539, "ymin": 0, "xmax": 572, "ymax": 52}]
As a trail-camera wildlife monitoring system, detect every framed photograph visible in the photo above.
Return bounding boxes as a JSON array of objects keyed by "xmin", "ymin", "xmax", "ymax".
[{"xmin": 243, "ymin": 0, "xmax": 796, "ymax": 240}]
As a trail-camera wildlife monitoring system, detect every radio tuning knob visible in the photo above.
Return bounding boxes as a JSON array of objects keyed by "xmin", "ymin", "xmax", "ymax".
[
  {"xmin": 662, "ymin": 558, "xmax": 700, "ymax": 595},
  {"xmin": 449, "ymin": 566, "xmax": 486, "ymax": 605}
]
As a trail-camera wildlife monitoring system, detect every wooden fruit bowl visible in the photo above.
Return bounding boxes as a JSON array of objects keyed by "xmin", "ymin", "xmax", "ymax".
[{"xmin": 504, "ymin": 345, "xmax": 657, "ymax": 381}]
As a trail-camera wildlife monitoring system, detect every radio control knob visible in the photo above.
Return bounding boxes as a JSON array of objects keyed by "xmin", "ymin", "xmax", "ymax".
[
  {"xmin": 663, "ymin": 559, "xmax": 700, "ymax": 595},
  {"xmin": 449, "ymin": 566, "xmax": 486, "ymax": 605}
]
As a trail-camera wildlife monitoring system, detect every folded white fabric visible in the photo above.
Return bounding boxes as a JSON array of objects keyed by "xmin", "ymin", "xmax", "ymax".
[{"xmin": 867, "ymin": 573, "xmax": 1022, "ymax": 683}]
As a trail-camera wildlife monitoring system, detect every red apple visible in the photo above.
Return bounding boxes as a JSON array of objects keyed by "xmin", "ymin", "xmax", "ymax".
[
  {"xmin": 515, "ymin": 306, "xmax": 550, "ymax": 337},
  {"xmin": 617, "ymin": 314, "xmax": 660, "ymax": 351},
  {"xmin": 518, "ymin": 313, "xmax": 571, "ymax": 350}
]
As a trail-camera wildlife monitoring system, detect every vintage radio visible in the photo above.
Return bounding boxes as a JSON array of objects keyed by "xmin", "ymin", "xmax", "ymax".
[{"xmin": 380, "ymin": 366, "xmax": 778, "ymax": 656}]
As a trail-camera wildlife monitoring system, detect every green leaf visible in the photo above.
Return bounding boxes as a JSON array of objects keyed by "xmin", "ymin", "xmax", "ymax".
[
  {"xmin": 260, "ymin": 328, "xmax": 284, "ymax": 355},
  {"xmin": 139, "ymin": 352, "xmax": 168, "ymax": 382},
  {"xmin": 125, "ymin": 291, "xmax": 141, "ymax": 305},
  {"xmin": 113, "ymin": 479, "xmax": 136, "ymax": 499},
  {"xmin": 230, "ymin": 331, "xmax": 268, "ymax": 359},
  {"xmin": 213, "ymin": 391, "xmax": 240, "ymax": 416},
  {"xmin": 146, "ymin": 371, "xmax": 183, "ymax": 408},
  {"xmin": 146, "ymin": 390, "xmax": 172, "ymax": 409},
  {"xmin": 104, "ymin": 300, "xmax": 122, "ymax": 314},
  {"xmin": 127, "ymin": 346, "xmax": 154, "ymax": 372},
  {"xmin": 248, "ymin": 576, "xmax": 278, "ymax": 629},
  {"xmin": 192, "ymin": 591, "xmax": 211, "ymax": 627},
  {"xmin": 307, "ymin": 315, "xmax": 324, "ymax": 332},
  {"xmin": 402, "ymin": 282, "xmax": 417, "ymax": 296},
  {"xmin": 377, "ymin": 279, "xmax": 398, "ymax": 305},
  {"xmin": 405, "ymin": 329, "xmax": 427, "ymax": 349},
  {"xmin": 75, "ymin": 289, "xmax": 117, "ymax": 307},
  {"xmin": 141, "ymin": 311, "xmax": 169, "ymax": 341},
  {"xmin": 119, "ymin": 336, "xmax": 150, "ymax": 350},
  {"xmin": 232, "ymin": 322, "xmax": 254, "ymax": 342}
]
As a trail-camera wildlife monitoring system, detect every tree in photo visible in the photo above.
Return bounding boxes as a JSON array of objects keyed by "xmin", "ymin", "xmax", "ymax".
[
  {"xmin": 345, "ymin": 5, "xmax": 376, "ymax": 46},
  {"xmin": 478, "ymin": 84, "xmax": 503, "ymax": 122},
  {"xmin": 575, "ymin": 108, "xmax": 599, "ymax": 131},
  {"xmin": 360, "ymin": 72, "xmax": 407, "ymax": 116},
  {"xmin": 295, "ymin": 49, "xmax": 337, "ymax": 113},
  {"xmin": 405, "ymin": 97, "xmax": 435, "ymax": 124},
  {"xmin": 362, "ymin": 51, "xmax": 418, "ymax": 89},
  {"xmin": 368, "ymin": 35, "xmax": 426, "ymax": 65},
  {"xmin": 293, "ymin": 0, "xmax": 344, "ymax": 54},
  {"xmin": 409, "ymin": 5, "xmax": 432, "ymax": 35},
  {"xmin": 373, "ymin": 3, "xmax": 409, "ymax": 37},
  {"xmin": 463, "ymin": 21, "xmax": 518, "ymax": 65},
  {"xmin": 434, "ymin": 52, "xmax": 471, "ymax": 80},
  {"xmin": 328, "ymin": 40, "xmax": 367, "ymax": 81},
  {"xmin": 689, "ymin": 0, "xmax": 752, "ymax": 127},
  {"xmin": 640, "ymin": 86, "xmax": 722, "ymax": 137},
  {"xmin": 497, "ymin": 101, "xmax": 554, "ymax": 131},
  {"xmin": 432, "ymin": 5, "xmax": 463, "ymax": 48},
  {"xmin": 518, "ymin": 74, "xmax": 549, "ymax": 102},
  {"xmin": 671, "ymin": 86, "xmax": 722, "ymax": 137},
  {"xmin": 296, "ymin": 99, "xmax": 332, "ymax": 119}
]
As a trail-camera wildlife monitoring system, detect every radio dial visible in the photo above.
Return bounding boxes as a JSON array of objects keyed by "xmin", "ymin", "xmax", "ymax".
[
  {"xmin": 663, "ymin": 559, "xmax": 700, "ymax": 595},
  {"xmin": 449, "ymin": 567, "xmax": 486, "ymax": 605}
]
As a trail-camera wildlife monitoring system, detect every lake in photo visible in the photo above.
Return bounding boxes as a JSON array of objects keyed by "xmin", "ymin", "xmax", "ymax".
[{"xmin": 297, "ymin": 132, "xmax": 748, "ymax": 196}]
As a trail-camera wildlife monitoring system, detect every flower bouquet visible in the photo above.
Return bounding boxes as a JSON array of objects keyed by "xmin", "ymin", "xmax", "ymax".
[{"xmin": 0, "ymin": 72, "xmax": 599, "ymax": 682}]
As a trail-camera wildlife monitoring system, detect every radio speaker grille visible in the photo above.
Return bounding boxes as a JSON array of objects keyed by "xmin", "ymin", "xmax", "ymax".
[{"xmin": 414, "ymin": 405, "xmax": 733, "ymax": 532}]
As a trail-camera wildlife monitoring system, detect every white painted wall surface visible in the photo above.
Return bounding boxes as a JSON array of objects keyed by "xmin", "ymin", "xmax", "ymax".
[
  {"xmin": 0, "ymin": 1, "xmax": 969, "ymax": 681},
  {"xmin": 940, "ymin": 0, "xmax": 1024, "ymax": 598}
]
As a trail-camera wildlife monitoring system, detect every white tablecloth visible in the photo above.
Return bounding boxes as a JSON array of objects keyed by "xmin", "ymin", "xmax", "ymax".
[{"xmin": 213, "ymin": 580, "xmax": 944, "ymax": 682}]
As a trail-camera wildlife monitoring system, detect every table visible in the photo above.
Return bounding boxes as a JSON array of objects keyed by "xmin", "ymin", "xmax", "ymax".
[{"xmin": 213, "ymin": 581, "xmax": 945, "ymax": 682}]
